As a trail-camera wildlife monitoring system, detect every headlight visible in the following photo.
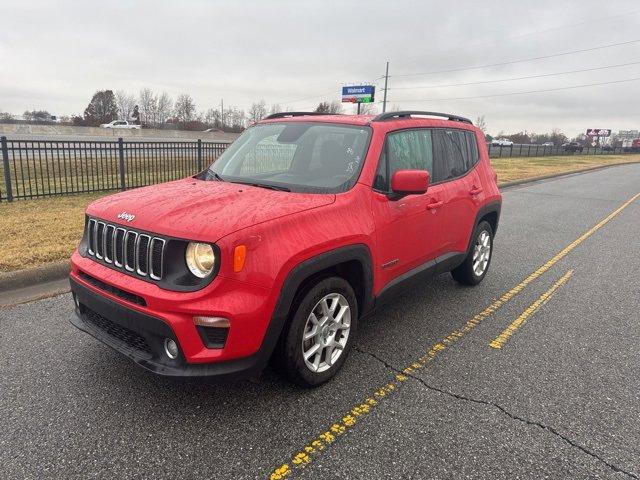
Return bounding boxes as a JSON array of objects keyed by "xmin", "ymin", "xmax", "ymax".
[{"xmin": 185, "ymin": 242, "xmax": 216, "ymax": 278}]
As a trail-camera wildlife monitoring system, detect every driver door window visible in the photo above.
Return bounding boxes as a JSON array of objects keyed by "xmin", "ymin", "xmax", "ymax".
[{"xmin": 374, "ymin": 129, "xmax": 433, "ymax": 191}]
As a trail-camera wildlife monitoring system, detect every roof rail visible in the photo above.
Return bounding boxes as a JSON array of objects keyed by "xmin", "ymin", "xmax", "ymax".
[
  {"xmin": 263, "ymin": 112, "xmax": 339, "ymax": 120},
  {"xmin": 372, "ymin": 111, "xmax": 473, "ymax": 125}
]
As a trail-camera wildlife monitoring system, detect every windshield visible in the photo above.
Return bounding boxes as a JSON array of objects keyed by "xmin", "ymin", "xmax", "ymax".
[{"xmin": 202, "ymin": 122, "xmax": 371, "ymax": 193}]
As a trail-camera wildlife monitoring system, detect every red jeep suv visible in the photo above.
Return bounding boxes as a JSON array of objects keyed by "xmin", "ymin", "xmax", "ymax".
[{"xmin": 69, "ymin": 111, "xmax": 501, "ymax": 386}]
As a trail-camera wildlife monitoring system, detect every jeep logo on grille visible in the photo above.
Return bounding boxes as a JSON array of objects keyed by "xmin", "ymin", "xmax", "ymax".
[{"xmin": 117, "ymin": 212, "xmax": 136, "ymax": 222}]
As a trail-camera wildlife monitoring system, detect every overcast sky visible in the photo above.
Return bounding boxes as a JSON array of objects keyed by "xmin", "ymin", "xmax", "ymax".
[{"xmin": 1, "ymin": 0, "xmax": 639, "ymax": 136}]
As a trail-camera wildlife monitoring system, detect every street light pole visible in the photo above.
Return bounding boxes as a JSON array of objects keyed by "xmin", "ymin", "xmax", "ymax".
[{"xmin": 382, "ymin": 61, "xmax": 389, "ymax": 113}]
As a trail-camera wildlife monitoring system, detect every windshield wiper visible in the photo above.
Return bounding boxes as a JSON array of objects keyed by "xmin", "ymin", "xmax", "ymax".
[
  {"xmin": 209, "ymin": 171, "xmax": 225, "ymax": 182},
  {"xmin": 233, "ymin": 181, "xmax": 290, "ymax": 192}
]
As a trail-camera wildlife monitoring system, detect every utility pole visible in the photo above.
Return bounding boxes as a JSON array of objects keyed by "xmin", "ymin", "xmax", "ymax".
[
  {"xmin": 220, "ymin": 99, "xmax": 224, "ymax": 129},
  {"xmin": 382, "ymin": 61, "xmax": 389, "ymax": 113}
]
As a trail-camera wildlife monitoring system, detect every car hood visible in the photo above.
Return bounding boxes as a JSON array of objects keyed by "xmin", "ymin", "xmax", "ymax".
[{"xmin": 86, "ymin": 178, "xmax": 336, "ymax": 241}]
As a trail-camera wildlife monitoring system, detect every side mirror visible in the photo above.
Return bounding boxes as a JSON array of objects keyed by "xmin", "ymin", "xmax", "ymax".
[{"xmin": 390, "ymin": 169, "xmax": 429, "ymax": 197}]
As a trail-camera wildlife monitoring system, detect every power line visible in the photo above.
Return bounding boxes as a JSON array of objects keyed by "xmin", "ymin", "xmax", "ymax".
[
  {"xmin": 491, "ymin": 9, "xmax": 640, "ymax": 44},
  {"xmin": 279, "ymin": 76, "xmax": 386, "ymax": 105},
  {"xmin": 279, "ymin": 89, "xmax": 337, "ymax": 105},
  {"xmin": 387, "ymin": 76, "xmax": 640, "ymax": 102},
  {"xmin": 392, "ymin": 39, "xmax": 640, "ymax": 78},
  {"xmin": 391, "ymin": 61, "xmax": 640, "ymax": 90},
  {"xmin": 398, "ymin": 10, "xmax": 640, "ymax": 68}
]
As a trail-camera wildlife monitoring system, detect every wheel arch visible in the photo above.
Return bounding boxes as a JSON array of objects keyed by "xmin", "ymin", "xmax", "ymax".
[
  {"xmin": 258, "ymin": 244, "xmax": 374, "ymax": 365},
  {"xmin": 466, "ymin": 201, "xmax": 501, "ymax": 254}
]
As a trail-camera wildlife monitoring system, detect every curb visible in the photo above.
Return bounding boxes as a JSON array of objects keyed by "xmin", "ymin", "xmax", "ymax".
[
  {"xmin": 1, "ymin": 161, "xmax": 638, "ymax": 296},
  {"xmin": 0, "ymin": 260, "xmax": 69, "ymax": 293}
]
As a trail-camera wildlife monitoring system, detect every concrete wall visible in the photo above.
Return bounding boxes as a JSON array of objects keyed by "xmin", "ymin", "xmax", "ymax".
[{"xmin": 0, "ymin": 124, "xmax": 239, "ymax": 142}]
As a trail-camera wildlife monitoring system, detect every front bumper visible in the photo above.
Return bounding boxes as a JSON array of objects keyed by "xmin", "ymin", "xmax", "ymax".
[{"xmin": 69, "ymin": 278, "xmax": 269, "ymax": 378}]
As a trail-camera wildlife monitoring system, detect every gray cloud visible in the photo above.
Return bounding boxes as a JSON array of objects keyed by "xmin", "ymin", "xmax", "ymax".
[{"xmin": 1, "ymin": 0, "xmax": 639, "ymax": 136}]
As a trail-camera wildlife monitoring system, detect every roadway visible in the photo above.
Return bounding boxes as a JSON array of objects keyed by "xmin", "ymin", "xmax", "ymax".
[{"xmin": 1, "ymin": 163, "xmax": 639, "ymax": 479}]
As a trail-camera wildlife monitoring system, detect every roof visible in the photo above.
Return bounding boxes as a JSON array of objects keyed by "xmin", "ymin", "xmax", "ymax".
[
  {"xmin": 258, "ymin": 111, "xmax": 476, "ymax": 130},
  {"xmin": 259, "ymin": 114, "xmax": 373, "ymax": 126}
]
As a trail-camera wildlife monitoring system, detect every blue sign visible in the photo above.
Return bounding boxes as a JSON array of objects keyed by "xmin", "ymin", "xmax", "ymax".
[{"xmin": 341, "ymin": 85, "xmax": 375, "ymax": 103}]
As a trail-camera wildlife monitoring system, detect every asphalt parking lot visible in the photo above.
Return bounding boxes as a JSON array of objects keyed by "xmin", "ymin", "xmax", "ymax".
[{"xmin": 1, "ymin": 163, "xmax": 639, "ymax": 479}]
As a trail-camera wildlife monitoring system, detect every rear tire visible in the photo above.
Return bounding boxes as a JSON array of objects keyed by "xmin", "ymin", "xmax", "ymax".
[
  {"xmin": 276, "ymin": 277, "xmax": 357, "ymax": 387},
  {"xmin": 451, "ymin": 221, "xmax": 494, "ymax": 286}
]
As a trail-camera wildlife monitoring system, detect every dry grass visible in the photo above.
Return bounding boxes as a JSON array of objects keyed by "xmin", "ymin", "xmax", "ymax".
[
  {"xmin": 492, "ymin": 154, "xmax": 640, "ymax": 183},
  {"xmin": 1, "ymin": 154, "xmax": 638, "ymax": 272},
  {"xmin": 0, "ymin": 193, "xmax": 105, "ymax": 272}
]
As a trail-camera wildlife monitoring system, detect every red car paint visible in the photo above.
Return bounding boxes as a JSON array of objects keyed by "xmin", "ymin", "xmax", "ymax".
[{"xmin": 69, "ymin": 113, "xmax": 501, "ymax": 374}]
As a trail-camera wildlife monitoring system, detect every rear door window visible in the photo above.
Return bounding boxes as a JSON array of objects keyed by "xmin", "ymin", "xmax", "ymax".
[{"xmin": 432, "ymin": 129, "xmax": 478, "ymax": 182}]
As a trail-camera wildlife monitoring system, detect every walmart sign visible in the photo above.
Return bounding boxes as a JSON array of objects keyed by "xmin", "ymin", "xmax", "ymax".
[{"xmin": 341, "ymin": 85, "xmax": 375, "ymax": 104}]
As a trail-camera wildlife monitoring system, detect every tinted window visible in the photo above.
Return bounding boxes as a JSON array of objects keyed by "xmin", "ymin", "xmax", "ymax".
[
  {"xmin": 465, "ymin": 131, "xmax": 479, "ymax": 167},
  {"xmin": 374, "ymin": 129, "xmax": 433, "ymax": 191},
  {"xmin": 432, "ymin": 129, "xmax": 478, "ymax": 182}
]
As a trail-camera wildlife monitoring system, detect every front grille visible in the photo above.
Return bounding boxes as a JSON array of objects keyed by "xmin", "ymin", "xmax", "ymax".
[
  {"xmin": 79, "ymin": 271, "xmax": 147, "ymax": 306},
  {"xmin": 83, "ymin": 306, "xmax": 152, "ymax": 355},
  {"xmin": 86, "ymin": 218, "xmax": 165, "ymax": 280}
]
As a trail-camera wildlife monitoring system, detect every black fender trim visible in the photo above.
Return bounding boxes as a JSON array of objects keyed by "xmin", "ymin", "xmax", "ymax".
[
  {"xmin": 259, "ymin": 244, "xmax": 375, "ymax": 362},
  {"xmin": 466, "ymin": 200, "xmax": 502, "ymax": 254},
  {"xmin": 375, "ymin": 258, "xmax": 437, "ymax": 308}
]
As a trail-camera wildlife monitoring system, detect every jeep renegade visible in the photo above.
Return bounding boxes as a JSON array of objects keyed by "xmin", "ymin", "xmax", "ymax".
[{"xmin": 69, "ymin": 111, "xmax": 502, "ymax": 387}]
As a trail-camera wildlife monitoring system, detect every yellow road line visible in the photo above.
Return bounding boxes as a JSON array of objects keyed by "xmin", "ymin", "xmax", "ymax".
[
  {"xmin": 489, "ymin": 269, "xmax": 574, "ymax": 349},
  {"xmin": 267, "ymin": 192, "xmax": 640, "ymax": 480}
]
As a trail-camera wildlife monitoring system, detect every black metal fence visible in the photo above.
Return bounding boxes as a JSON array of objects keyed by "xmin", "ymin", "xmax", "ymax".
[
  {"xmin": 488, "ymin": 144, "xmax": 629, "ymax": 158},
  {"xmin": 0, "ymin": 137, "xmax": 229, "ymax": 201},
  {"xmin": 1, "ymin": 136, "xmax": 636, "ymax": 202}
]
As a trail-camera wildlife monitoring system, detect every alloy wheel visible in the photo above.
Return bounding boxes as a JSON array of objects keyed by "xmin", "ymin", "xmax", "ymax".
[
  {"xmin": 472, "ymin": 230, "xmax": 491, "ymax": 276},
  {"xmin": 301, "ymin": 293, "xmax": 351, "ymax": 373}
]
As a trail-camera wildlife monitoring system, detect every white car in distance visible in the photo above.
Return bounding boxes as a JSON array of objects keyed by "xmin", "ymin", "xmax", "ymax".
[
  {"xmin": 100, "ymin": 120, "xmax": 141, "ymax": 129},
  {"xmin": 491, "ymin": 138, "xmax": 514, "ymax": 147}
]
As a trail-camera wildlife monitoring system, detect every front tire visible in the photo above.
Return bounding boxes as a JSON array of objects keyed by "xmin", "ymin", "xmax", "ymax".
[
  {"xmin": 277, "ymin": 277, "xmax": 357, "ymax": 387},
  {"xmin": 451, "ymin": 221, "xmax": 494, "ymax": 286}
]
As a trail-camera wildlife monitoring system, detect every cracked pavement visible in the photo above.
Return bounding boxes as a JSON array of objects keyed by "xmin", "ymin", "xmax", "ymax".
[{"xmin": 2, "ymin": 163, "xmax": 640, "ymax": 479}]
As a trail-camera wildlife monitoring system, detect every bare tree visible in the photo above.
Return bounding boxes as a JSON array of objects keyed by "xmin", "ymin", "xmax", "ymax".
[
  {"xmin": 475, "ymin": 115, "xmax": 487, "ymax": 133},
  {"xmin": 139, "ymin": 88, "xmax": 157, "ymax": 125},
  {"xmin": 228, "ymin": 107, "xmax": 246, "ymax": 130},
  {"xmin": 357, "ymin": 103, "xmax": 376, "ymax": 115},
  {"xmin": 315, "ymin": 101, "xmax": 343, "ymax": 114},
  {"xmin": 269, "ymin": 103, "xmax": 284, "ymax": 115},
  {"xmin": 204, "ymin": 108, "xmax": 220, "ymax": 125},
  {"xmin": 156, "ymin": 92, "xmax": 172, "ymax": 125},
  {"xmin": 247, "ymin": 99, "xmax": 267, "ymax": 124},
  {"xmin": 115, "ymin": 90, "xmax": 136, "ymax": 120},
  {"xmin": 329, "ymin": 100, "xmax": 343, "ymax": 114},
  {"xmin": 174, "ymin": 94, "xmax": 196, "ymax": 122}
]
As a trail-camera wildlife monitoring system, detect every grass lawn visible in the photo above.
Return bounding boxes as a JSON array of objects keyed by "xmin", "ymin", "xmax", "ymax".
[
  {"xmin": 0, "ymin": 193, "xmax": 105, "ymax": 272},
  {"xmin": 491, "ymin": 154, "xmax": 640, "ymax": 182},
  {"xmin": 1, "ymin": 154, "xmax": 638, "ymax": 273}
]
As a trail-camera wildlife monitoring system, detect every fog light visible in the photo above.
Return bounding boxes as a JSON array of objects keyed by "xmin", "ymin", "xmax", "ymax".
[{"xmin": 164, "ymin": 338, "xmax": 179, "ymax": 359}]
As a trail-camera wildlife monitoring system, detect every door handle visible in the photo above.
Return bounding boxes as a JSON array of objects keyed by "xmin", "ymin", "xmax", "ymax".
[
  {"xmin": 469, "ymin": 185, "xmax": 483, "ymax": 196},
  {"xmin": 426, "ymin": 200, "xmax": 443, "ymax": 210}
]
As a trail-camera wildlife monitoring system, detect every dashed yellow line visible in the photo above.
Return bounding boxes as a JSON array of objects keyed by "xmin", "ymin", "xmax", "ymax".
[
  {"xmin": 490, "ymin": 269, "xmax": 574, "ymax": 349},
  {"xmin": 267, "ymin": 192, "xmax": 639, "ymax": 480}
]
